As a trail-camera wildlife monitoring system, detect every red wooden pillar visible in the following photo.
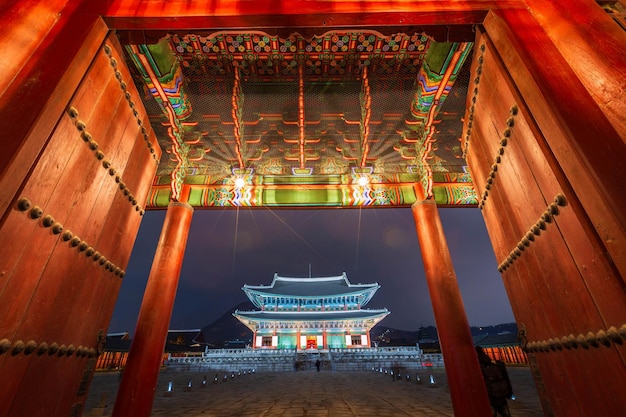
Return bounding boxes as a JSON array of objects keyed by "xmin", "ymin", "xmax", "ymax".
[
  {"xmin": 411, "ymin": 194, "xmax": 492, "ymax": 417},
  {"xmin": 112, "ymin": 198, "xmax": 194, "ymax": 417}
]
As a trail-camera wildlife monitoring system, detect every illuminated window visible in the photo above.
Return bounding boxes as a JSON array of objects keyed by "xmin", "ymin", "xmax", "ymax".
[
  {"xmin": 351, "ymin": 335, "xmax": 362, "ymax": 346},
  {"xmin": 261, "ymin": 337, "xmax": 273, "ymax": 347}
]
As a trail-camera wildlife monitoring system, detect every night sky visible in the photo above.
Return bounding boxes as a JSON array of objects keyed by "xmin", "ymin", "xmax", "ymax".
[{"xmin": 108, "ymin": 206, "xmax": 515, "ymax": 335}]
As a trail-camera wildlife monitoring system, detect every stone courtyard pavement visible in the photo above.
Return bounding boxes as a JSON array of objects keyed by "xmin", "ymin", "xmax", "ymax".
[{"xmin": 82, "ymin": 367, "xmax": 544, "ymax": 416}]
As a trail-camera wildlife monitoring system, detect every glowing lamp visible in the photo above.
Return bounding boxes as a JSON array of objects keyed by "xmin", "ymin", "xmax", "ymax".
[
  {"xmin": 164, "ymin": 381, "xmax": 173, "ymax": 397},
  {"xmin": 234, "ymin": 177, "xmax": 246, "ymax": 188},
  {"xmin": 357, "ymin": 176, "xmax": 369, "ymax": 187}
]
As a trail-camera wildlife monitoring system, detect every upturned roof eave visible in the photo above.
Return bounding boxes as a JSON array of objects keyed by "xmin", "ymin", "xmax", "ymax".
[
  {"xmin": 233, "ymin": 309, "xmax": 390, "ymax": 321},
  {"xmin": 242, "ymin": 284, "xmax": 380, "ymax": 299}
]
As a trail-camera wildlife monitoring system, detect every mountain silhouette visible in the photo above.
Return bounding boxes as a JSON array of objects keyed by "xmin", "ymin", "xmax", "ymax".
[{"xmin": 196, "ymin": 301, "xmax": 255, "ymax": 347}]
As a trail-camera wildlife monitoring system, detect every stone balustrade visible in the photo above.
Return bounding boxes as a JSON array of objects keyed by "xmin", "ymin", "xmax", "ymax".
[{"xmin": 165, "ymin": 346, "xmax": 444, "ymax": 373}]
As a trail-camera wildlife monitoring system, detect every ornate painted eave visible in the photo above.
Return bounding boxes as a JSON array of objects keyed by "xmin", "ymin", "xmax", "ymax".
[
  {"xmin": 233, "ymin": 309, "xmax": 390, "ymax": 331},
  {"xmin": 120, "ymin": 28, "xmax": 477, "ymax": 208}
]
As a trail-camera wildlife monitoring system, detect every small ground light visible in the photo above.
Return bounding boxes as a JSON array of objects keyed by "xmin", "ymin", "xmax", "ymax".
[{"xmin": 164, "ymin": 381, "xmax": 173, "ymax": 397}]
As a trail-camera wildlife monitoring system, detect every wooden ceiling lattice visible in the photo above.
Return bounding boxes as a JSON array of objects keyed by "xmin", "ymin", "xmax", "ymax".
[{"xmin": 122, "ymin": 29, "xmax": 476, "ymax": 208}]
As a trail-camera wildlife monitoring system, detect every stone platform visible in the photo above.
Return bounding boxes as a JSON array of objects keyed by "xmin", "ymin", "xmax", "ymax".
[{"xmin": 82, "ymin": 367, "xmax": 544, "ymax": 416}]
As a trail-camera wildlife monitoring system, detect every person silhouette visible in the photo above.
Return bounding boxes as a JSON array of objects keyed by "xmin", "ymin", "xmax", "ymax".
[{"xmin": 476, "ymin": 346, "xmax": 512, "ymax": 417}]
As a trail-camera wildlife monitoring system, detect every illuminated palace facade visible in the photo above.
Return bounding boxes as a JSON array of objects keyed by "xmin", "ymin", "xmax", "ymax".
[{"xmin": 234, "ymin": 273, "xmax": 389, "ymax": 350}]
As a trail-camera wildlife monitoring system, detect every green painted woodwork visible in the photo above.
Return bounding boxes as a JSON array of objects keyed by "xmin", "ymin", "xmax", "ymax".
[
  {"xmin": 147, "ymin": 183, "xmax": 475, "ymax": 208},
  {"xmin": 327, "ymin": 334, "xmax": 346, "ymax": 349},
  {"xmin": 278, "ymin": 335, "xmax": 297, "ymax": 349}
]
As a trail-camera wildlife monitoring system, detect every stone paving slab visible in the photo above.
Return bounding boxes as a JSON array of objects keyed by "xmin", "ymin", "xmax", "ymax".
[{"xmin": 82, "ymin": 367, "xmax": 544, "ymax": 416}]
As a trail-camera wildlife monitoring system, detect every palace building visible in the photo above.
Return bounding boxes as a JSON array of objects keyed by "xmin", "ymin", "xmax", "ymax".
[{"xmin": 234, "ymin": 273, "xmax": 389, "ymax": 350}]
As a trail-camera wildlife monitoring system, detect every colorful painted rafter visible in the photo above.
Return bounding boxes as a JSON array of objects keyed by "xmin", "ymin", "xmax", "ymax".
[
  {"xmin": 129, "ymin": 43, "xmax": 190, "ymax": 201},
  {"xmin": 410, "ymin": 42, "xmax": 472, "ymax": 198}
]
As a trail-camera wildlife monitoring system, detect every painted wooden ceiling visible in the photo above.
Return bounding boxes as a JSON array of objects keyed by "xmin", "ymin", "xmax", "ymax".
[{"xmin": 121, "ymin": 29, "xmax": 476, "ymax": 208}]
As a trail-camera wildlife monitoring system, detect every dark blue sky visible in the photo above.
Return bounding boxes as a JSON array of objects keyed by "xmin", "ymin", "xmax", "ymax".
[{"xmin": 108, "ymin": 206, "xmax": 515, "ymax": 334}]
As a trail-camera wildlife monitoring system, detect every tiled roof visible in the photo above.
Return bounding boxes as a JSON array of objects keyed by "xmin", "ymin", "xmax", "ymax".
[{"xmin": 244, "ymin": 273, "xmax": 378, "ymax": 297}]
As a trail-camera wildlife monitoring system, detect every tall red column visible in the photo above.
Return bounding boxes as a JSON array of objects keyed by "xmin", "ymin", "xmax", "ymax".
[
  {"xmin": 112, "ymin": 200, "xmax": 194, "ymax": 417},
  {"xmin": 411, "ymin": 196, "xmax": 492, "ymax": 416}
]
